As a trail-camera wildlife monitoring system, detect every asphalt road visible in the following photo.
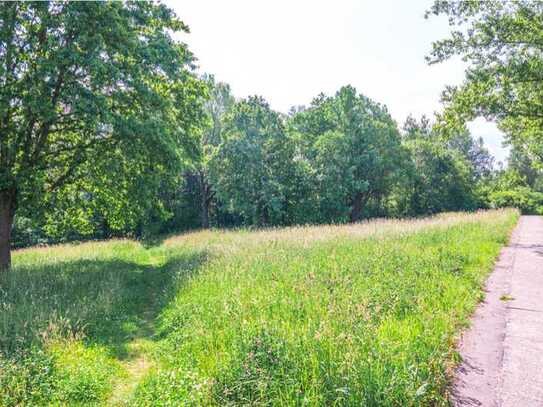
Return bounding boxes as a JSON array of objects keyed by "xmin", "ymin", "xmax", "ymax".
[{"xmin": 452, "ymin": 215, "xmax": 543, "ymax": 406}]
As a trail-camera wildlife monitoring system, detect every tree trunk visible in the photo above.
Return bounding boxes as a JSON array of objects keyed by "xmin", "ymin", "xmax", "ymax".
[
  {"xmin": 198, "ymin": 171, "xmax": 211, "ymax": 229},
  {"xmin": 201, "ymin": 193, "xmax": 210, "ymax": 229},
  {"xmin": 0, "ymin": 188, "xmax": 16, "ymax": 271},
  {"xmin": 256, "ymin": 198, "xmax": 270, "ymax": 227},
  {"xmin": 349, "ymin": 192, "xmax": 367, "ymax": 223}
]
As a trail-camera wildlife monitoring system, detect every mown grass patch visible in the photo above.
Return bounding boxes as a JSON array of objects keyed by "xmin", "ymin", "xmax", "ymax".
[{"xmin": 0, "ymin": 210, "xmax": 518, "ymax": 405}]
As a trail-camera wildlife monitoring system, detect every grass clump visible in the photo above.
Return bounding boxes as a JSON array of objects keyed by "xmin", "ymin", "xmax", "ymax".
[
  {"xmin": 499, "ymin": 294, "xmax": 514, "ymax": 302},
  {"xmin": 48, "ymin": 339, "xmax": 121, "ymax": 405},
  {"xmin": 0, "ymin": 209, "xmax": 518, "ymax": 405},
  {"xmin": 0, "ymin": 346, "xmax": 57, "ymax": 406}
]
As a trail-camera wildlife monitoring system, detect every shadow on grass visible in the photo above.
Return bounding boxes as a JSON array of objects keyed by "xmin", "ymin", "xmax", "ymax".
[
  {"xmin": 0, "ymin": 250, "xmax": 208, "ymax": 360},
  {"xmin": 139, "ymin": 234, "xmax": 167, "ymax": 249}
]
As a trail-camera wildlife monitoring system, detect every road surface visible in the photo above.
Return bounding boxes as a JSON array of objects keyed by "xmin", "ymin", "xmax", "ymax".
[{"xmin": 452, "ymin": 215, "xmax": 543, "ymax": 406}]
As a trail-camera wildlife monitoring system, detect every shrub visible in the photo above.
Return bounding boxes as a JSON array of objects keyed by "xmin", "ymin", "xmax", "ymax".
[{"xmin": 488, "ymin": 187, "xmax": 543, "ymax": 215}]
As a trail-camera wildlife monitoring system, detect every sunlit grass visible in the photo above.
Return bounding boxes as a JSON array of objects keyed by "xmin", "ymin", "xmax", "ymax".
[{"xmin": 0, "ymin": 209, "xmax": 518, "ymax": 405}]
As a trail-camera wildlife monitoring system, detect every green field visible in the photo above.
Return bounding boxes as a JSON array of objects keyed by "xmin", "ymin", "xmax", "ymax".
[{"xmin": 0, "ymin": 209, "xmax": 518, "ymax": 406}]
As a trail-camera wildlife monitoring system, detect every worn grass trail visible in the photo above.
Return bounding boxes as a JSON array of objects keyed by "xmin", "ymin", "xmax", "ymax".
[
  {"xmin": 107, "ymin": 328, "xmax": 154, "ymax": 405},
  {"xmin": 0, "ymin": 210, "xmax": 519, "ymax": 406},
  {"xmin": 1, "ymin": 243, "xmax": 207, "ymax": 405},
  {"xmin": 106, "ymin": 273, "xmax": 161, "ymax": 405}
]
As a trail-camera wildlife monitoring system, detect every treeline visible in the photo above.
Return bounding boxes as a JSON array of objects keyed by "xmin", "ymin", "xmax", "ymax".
[
  {"xmin": 13, "ymin": 79, "xmax": 541, "ymax": 248},
  {"xmin": 5, "ymin": 1, "xmax": 543, "ymax": 254}
]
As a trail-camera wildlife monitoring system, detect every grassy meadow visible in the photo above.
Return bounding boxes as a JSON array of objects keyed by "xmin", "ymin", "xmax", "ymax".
[{"xmin": 0, "ymin": 209, "xmax": 518, "ymax": 406}]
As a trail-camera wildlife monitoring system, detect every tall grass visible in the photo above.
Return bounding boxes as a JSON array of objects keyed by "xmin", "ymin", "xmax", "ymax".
[{"xmin": 0, "ymin": 210, "xmax": 518, "ymax": 405}]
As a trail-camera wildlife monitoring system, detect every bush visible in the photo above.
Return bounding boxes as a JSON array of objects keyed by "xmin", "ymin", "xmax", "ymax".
[{"xmin": 488, "ymin": 187, "xmax": 543, "ymax": 215}]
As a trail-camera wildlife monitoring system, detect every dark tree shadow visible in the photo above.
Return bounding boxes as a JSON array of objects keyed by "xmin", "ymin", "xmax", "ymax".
[
  {"xmin": 139, "ymin": 234, "xmax": 167, "ymax": 249},
  {"xmin": 0, "ymin": 250, "xmax": 208, "ymax": 360}
]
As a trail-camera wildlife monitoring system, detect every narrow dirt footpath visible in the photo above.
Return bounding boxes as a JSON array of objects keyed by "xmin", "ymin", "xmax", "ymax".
[{"xmin": 452, "ymin": 215, "xmax": 543, "ymax": 406}]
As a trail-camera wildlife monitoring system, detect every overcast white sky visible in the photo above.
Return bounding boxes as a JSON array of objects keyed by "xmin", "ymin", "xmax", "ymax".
[{"xmin": 166, "ymin": 0, "xmax": 509, "ymax": 164}]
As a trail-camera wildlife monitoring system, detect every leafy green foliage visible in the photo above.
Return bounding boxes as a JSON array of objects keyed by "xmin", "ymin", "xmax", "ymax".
[
  {"xmin": 482, "ymin": 168, "xmax": 543, "ymax": 214},
  {"xmin": 289, "ymin": 86, "xmax": 406, "ymax": 222},
  {"xmin": 0, "ymin": 347, "xmax": 57, "ymax": 406},
  {"xmin": 0, "ymin": 1, "xmax": 521, "ymax": 255},
  {"xmin": 402, "ymin": 139, "xmax": 477, "ymax": 214},
  {"xmin": 210, "ymin": 96, "xmax": 295, "ymax": 225},
  {"xmin": 427, "ymin": 0, "xmax": 543, "ymax": 167},
  {"xmin": 185, "ymin": 76, "xmax": 235, "ymax": 228},
  {"xmin": 0, "ymin": 1, "xmax": 206, "ymax": 264},
  {"xmin": 394, "ymin": 116, "xmax": 482, "ymax": 216},
  {"xmin": 488, "ymin": 188, "xmax": 543, "ymax": 215}
]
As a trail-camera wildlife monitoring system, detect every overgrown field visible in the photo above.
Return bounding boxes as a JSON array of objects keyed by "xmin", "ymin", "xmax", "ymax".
[{"xmin": 0, "ymin": 209, "xmax": 518, "ymax": 406}]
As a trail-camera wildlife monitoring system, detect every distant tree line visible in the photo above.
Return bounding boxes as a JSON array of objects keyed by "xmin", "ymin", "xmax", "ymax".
[
  {"xmin": 12, "ymin": 78, "xmax": 540, "ymax": 250},
  {"xmin": 3, "ymin": 1, "xmax": 543, "ymax": 268}
]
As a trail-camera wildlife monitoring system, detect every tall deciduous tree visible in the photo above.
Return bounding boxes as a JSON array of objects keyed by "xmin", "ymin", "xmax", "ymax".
[
  {"xmin": 210, "ymin": 96, "xmax": 293, "ymax": 226},
  {"xmin": 427, "ymin": 0, "xmax": 543, "ymax": 168},
  {"xmin": 508, "ymin": 146, "xmax": 543, "ymax": 190},
  {"xmin": 399, "ymin": 116, "xmax": 481, "ymax": 215},
  {"xmin": 290, "ymin": 86, "xmax": 405, "ymax": 222},
  {"xmin": 0, "ymin": 2, "xmax": 205, "ymax": 269},
  {"xmin": 195, "ymin": 76, "xmax": 234, "ymax": 228}
]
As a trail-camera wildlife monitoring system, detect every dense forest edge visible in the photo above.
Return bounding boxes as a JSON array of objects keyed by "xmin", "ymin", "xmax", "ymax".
[{"xmin": 2, "ymin": 1, "xmax": 542, "ymax": 265}]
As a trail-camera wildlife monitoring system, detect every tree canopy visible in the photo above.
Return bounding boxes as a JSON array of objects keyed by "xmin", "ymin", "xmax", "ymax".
[
  {"xmin": 3, "ymin": 0, "xmax": 530, "ymax": 268},
  {"xmin": 0, "ymin": 1, "xmax": 205, "ymax": 268},
  {"xmin": 427, "ymin": 0, "xmax": 543, "ymax": 167},
  {"xmin": 210, "ymin": 96, "xmax": 293, "ymax": 226},
  {"xmin": 289, "ymin": 86, "xmax": 406, "ymax": 222}
]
